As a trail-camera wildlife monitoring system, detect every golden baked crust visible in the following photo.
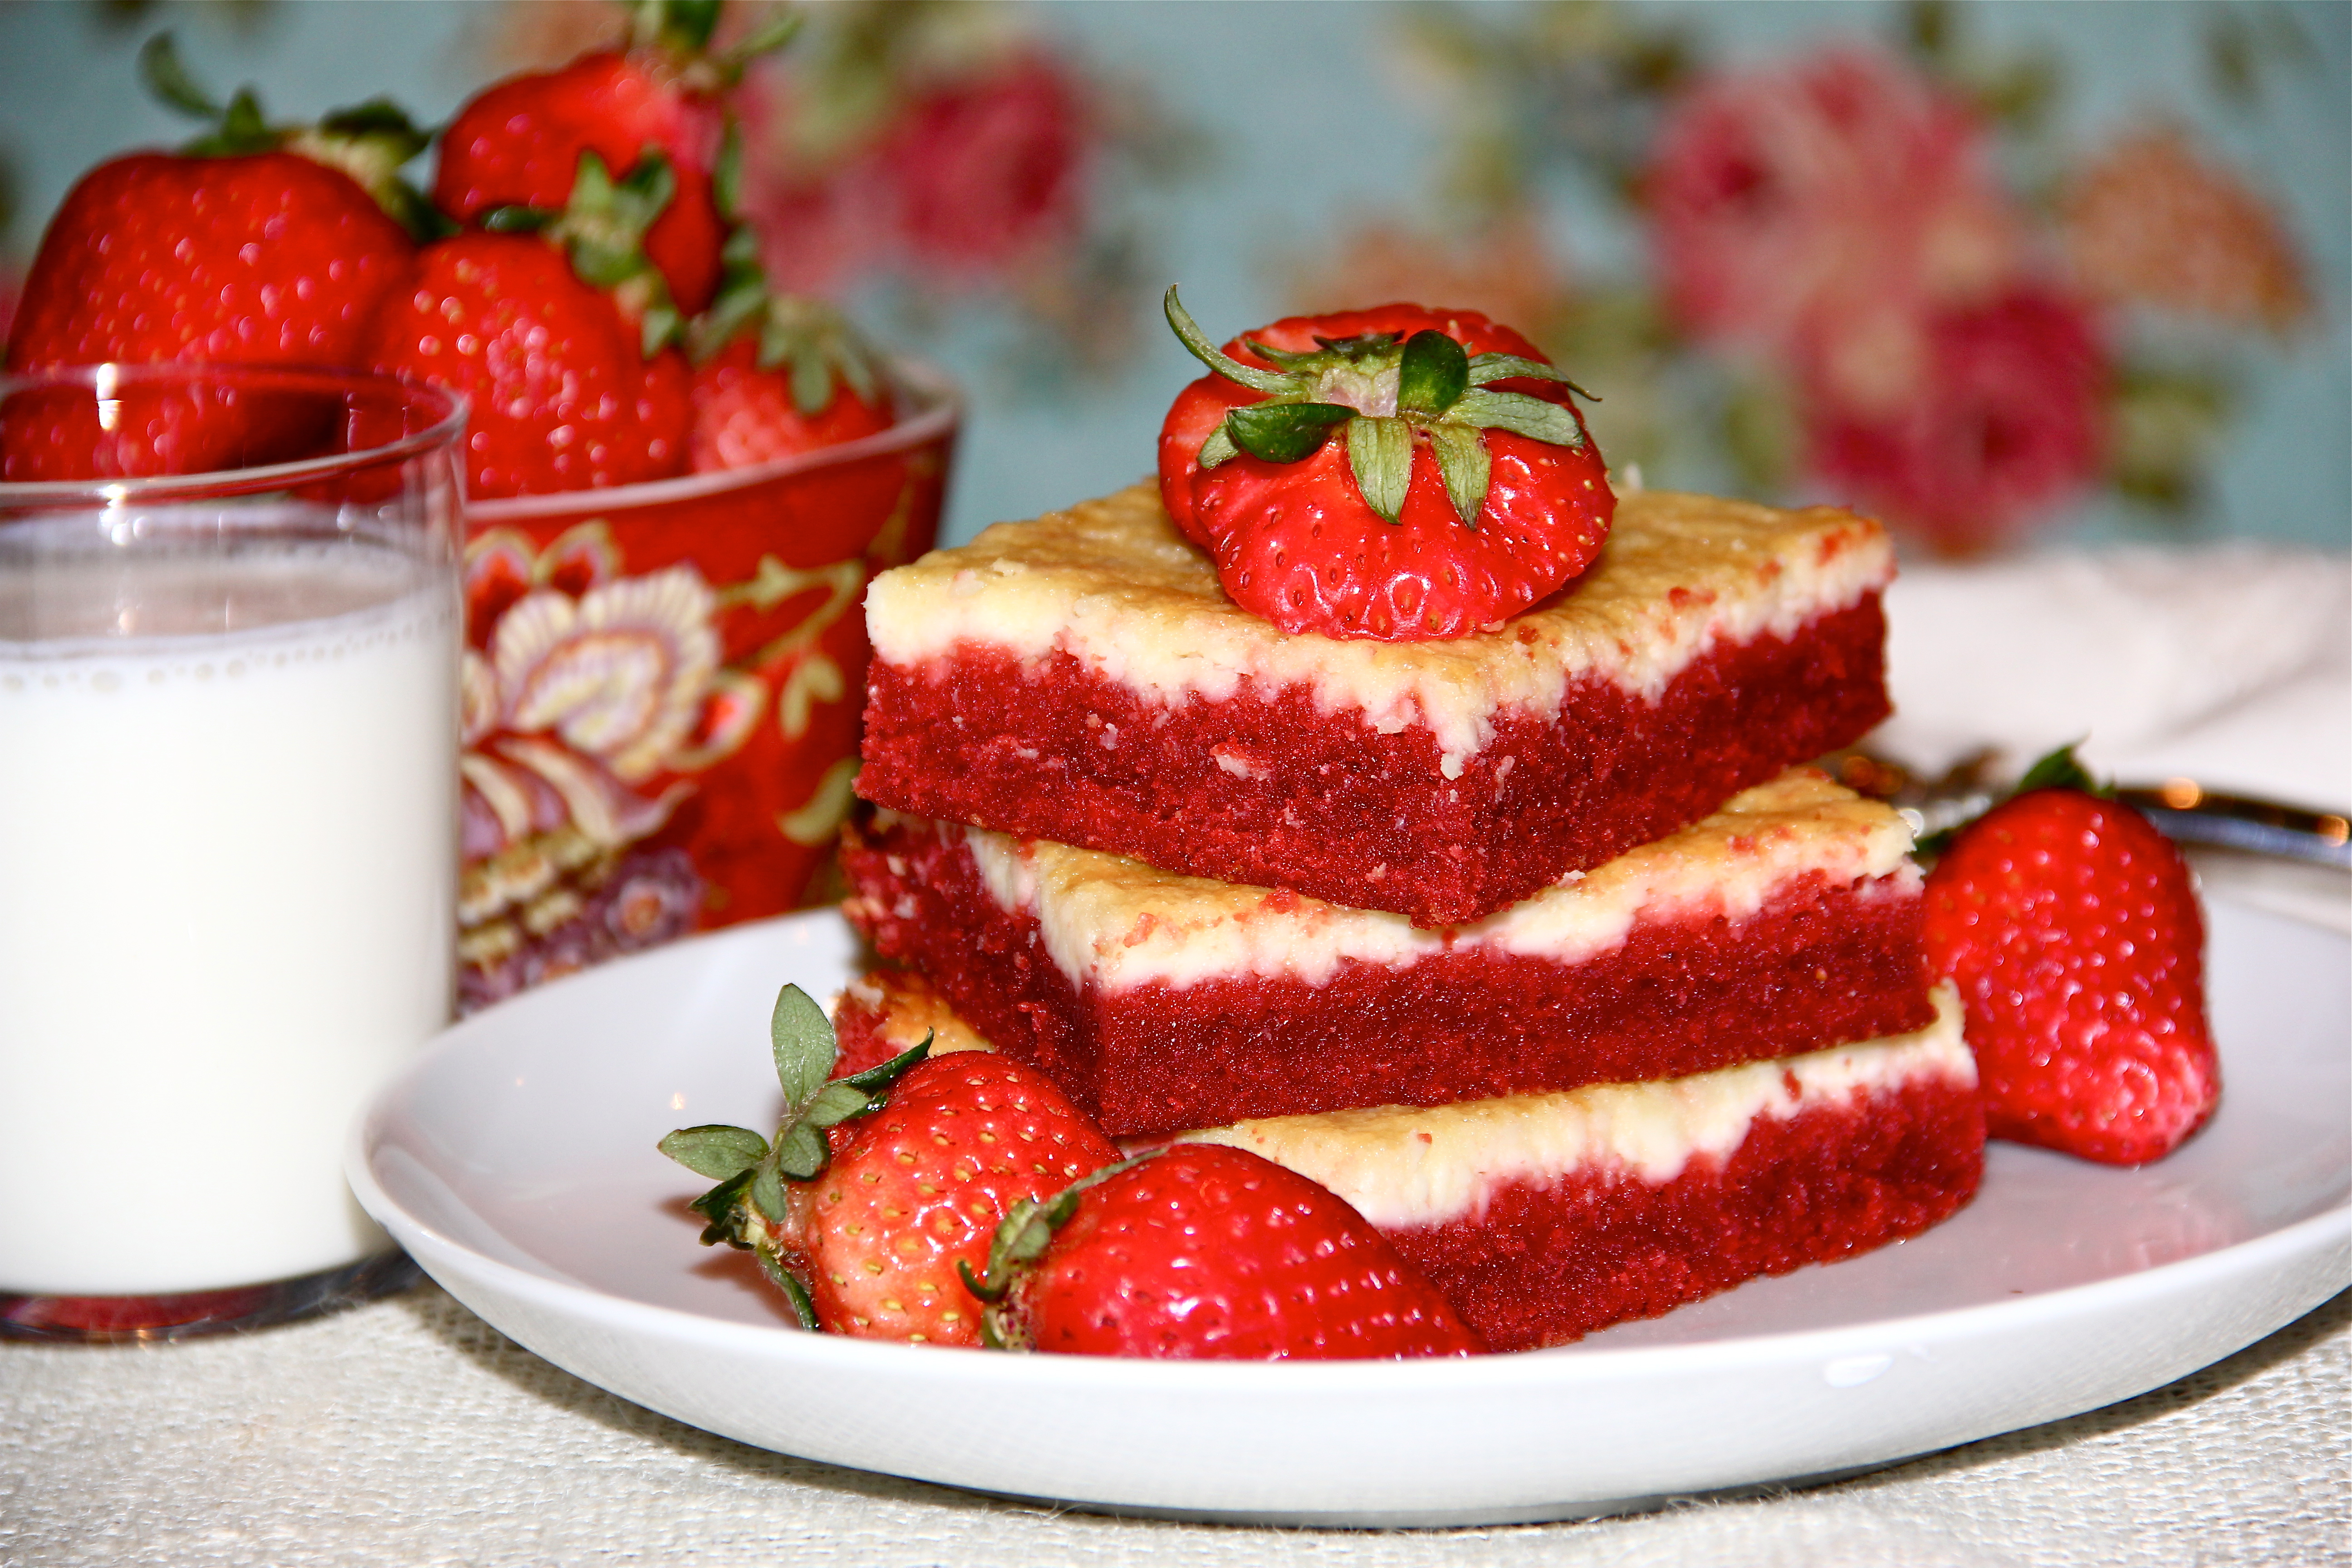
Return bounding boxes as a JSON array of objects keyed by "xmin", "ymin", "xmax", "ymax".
[
  {"xmin": 866, "ymin": 482, "xmax": 1894, "ymax": 771},
  {"xmin": 931, "ymin": 769, "xmax": 1919, "ymax": 992}
]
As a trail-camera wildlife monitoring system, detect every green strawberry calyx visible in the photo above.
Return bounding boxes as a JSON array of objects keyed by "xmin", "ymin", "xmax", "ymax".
[
  {"xmin": 958, "ymin": 1150, "xmax": 1164, "ymax": 1352},
  {"xmin": 1163, "ymin": 285, "xmax": 1596, "ymax": 529},
  {"xmin": 139, "ymin": 32, "xmax": 441, "ymax": 238},
  {"xmin": 484, "ymin": 147, "xmax": 693, "ymax": 357},
  {"xmin": 688, "ymin": 159, "xmax": 889, "ymax": 416},
  {"xmin": 657, "ymin": 982, "xmax": 931, "ymax": 1331},
  {"xmin": 622, "ymin": 0, "xmax": 803, "ymax": 89},
  {"xmin": 1910, "ymin": 741, "xmax": 2111, "ymax": 858}
]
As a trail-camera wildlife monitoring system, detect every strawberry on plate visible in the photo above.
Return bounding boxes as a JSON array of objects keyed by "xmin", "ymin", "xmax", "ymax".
[
  {"xmin": 962, "ymin": 1143, "xmax": 1487, "ymax": 1360},
  {"xmin": 799, "ymin": 1054, "xmax": 1120, "ymax": 1343},
  {"xmin": 1156, "ymin": 289, "xmax": 1614, "ymax": 640},
  {"xmin": 1922, "ymin": 750, "xmax": 2220, "ymax": 1165},
  {"xmin": 364, "ymin": 233, "xmax": 691, "ymax": 499},
  {"xmin": 659, "ymin": 983, "xmax": 1120, "ymax": 1344}
]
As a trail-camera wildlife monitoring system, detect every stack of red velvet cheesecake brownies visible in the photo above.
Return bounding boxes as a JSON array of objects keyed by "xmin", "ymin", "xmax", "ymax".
[{"xmin": 840, "ymin": 480, "xmax": 1984, "ymax": 1351}]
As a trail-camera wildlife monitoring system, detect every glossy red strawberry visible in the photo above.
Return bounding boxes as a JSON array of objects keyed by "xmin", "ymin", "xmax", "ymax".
[
  {"xmin": 965, "ymin": 1143, "xmax": 1486, "ymax": 1359},
  {"xmin": 689, "ymin": 329, "xmax": 892, "ymax": 471},
  {"xmin": 2, "ymin": 40, "xmax": 426, "ymax": 480},
  {"xmin": 1923, "ymin": 785, "xmax": 2219, "ymax": 1165},
  {"xmin": 7, "ymin": 151, "xmax": 413, "ymax": 377},
  {"xmin": 436, "ymin": 38, "xmax": 730, "ymax": 316},
  {"xmin": 799, "ymin": 1054, "xmax": 1120, "ymax": 1344},
  {"xmin": 364, "ymin": 233, "xmax": 690, "ymax": 498},
  {"xmin": 661, "ymin": 984, "xmax": 1119, "ymax": 1346},
  {"xmin": 8, "ymin": 39, "xmax": 423, "ymax": 376},
  {"xmin": 1157, "ymin": 290, "xmax": 1614, "ymax": 640}
]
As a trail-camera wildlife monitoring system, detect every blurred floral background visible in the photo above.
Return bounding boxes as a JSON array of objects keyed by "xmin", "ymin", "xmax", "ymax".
[{"xmin": 0, "ymin": 0, "xmax": 2342, "ymax": 556}]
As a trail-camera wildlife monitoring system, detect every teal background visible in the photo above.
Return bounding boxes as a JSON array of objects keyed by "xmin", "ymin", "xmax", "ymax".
[{"xmin": 1, "ymin": 0, "xmax": 2343, "ymax": 552}]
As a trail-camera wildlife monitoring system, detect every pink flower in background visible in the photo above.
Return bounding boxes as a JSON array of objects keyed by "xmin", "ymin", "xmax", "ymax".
[
  {"xmin": 1803, "ymin": 286, "xmax": 2107, "ymax": 555},
  {"xmin": 733, "ymin": 46, "xmax": 1090, "ymax": 295},
  {"xmin": 1645, "ymin": 47, "xmax": 2021, "ymax": 356},
  {"xmin": 881, "ymin": 52, "xmax": 1085, "ymax": 277},
  {"xmin": 729, "ymin": 73, "xmax": 891, "ymax": 298},
  {"xmin": 2063, "ymin": 125, "xmax": 2311, "ymax": 332}
]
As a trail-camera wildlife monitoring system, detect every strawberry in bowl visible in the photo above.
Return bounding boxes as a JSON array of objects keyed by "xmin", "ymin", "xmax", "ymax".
[
  {"xmin": 1156, "ymin": 289, "xmax": 1615, "ymax": 639},
  {"xmin": 1, "ymin": 37, "xmax": 427, "ymax": 481},
  {"xmin": 430, "ymin": 0, "xmax": 758, "ymax": 320},
  {"xmin": 390, "ymin": 8, "xmax": 956, "ymax": 1005},
  {"xmin": 0, "ymin": 9, "xmax": 958, "ymax": 1003}
]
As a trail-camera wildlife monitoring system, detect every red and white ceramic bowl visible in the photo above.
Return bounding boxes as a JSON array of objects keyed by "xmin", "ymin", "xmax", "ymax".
[{"xmin": 455, "ymin": 361, "xmax": 958, "ymax": 1010}]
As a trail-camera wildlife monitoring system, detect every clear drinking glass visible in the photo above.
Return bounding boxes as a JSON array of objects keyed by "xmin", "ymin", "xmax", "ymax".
[{"xmin": 0, "ymin": 363, "xmax": 465, "ymax": 1340}]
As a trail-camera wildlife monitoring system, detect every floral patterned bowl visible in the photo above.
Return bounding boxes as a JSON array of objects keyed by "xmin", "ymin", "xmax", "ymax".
[{"xmin": 455, "ymin": 362, "xmax": 958, "ymax": 1010}]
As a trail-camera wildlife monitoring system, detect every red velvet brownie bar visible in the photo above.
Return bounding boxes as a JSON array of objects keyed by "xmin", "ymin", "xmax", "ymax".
[
  {"xmin": 843, "ymin": 770, "xmax": 1935, "ymax": 1137},
  {"xmin": 1182, "ymin": 988, "xmax": 1982, "ymax": 1350},
  {"xmin": 858, "ymin": 483, "xmax": 1894, "ymax": 927},
  {"xmin": 824, "ymin": 976, "xmax": 1983, "ymax": 1351}
]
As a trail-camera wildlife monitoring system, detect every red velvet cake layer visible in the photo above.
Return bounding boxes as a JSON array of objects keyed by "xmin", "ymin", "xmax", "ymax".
[
  {"xmin": 860, "ymin": 599, "xmax": 1888, "ymax": 928},
  {"xmin": 1378, "ymin": 1072, "xmax": 1984, "ymax": 1350},
  {"xmin": 842, "ymin": 805, "xmax": 1934, "ymax": 1137},
  {"xmin": 859, "ymin": 485, "xmax": 1896, "ymax": 928},
  {"xmin": 1240, "ymin": 1067, "xmax": 1984, "ymax": 1352}
]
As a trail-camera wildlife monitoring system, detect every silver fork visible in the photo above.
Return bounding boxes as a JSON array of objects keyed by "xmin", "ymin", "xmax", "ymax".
[{"xmin": 1819, "ymin": 749, "xmax": 2352, "ymax": 870}]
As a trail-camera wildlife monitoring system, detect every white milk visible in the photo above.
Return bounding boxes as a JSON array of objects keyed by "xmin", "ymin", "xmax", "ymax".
[{"xmin": 0, "ymin": 535, "xmax": 458, "ymax": 1295}]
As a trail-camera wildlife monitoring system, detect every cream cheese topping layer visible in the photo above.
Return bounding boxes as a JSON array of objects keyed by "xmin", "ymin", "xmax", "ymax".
[
  {"xmin": 1180, "ymin": 985, "xmax": 1969, "ymax": 1231},
  {"xmin": 866, "ymin": 483, "xmax": 1895, "ymax": 775},
  {"xmin": 949, "ymin": 770, "xmax": 1917, "ymax": 994}
]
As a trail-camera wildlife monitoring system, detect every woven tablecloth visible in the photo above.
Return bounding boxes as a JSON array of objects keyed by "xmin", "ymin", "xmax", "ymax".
[{"xmin": 1, "ymin": 1281, "xmax": 2344, "ymax": 1567}]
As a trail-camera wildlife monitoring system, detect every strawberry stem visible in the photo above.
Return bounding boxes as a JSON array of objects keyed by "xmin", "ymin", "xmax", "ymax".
[
  {"xmin": 1913, "ymin": 741, "xmax": 2108, "ymax": 856},
  {"xmin": 139, "ymin": 33, "xmax": 222, "ymax": 121},
  {"xmin": 2014, "ymin": 743, "xmax": 2109, "ymax": 798},
  {"xmin": 961, "ymin": 1150, "xmax": 1165, "ymax": 1351},
  {"xmin": 139, "ymin": 30, "xmax": 438, "ymax": 235},
  {"xmin": 1223, "ymin": 401, "xmax": 1352, "ymax": 464},
  {"xmin": 1163, "ymin": 287, "xmax": 1289, "ymax": 396},
  {"xmin": 1396, "ymin": 329, "xmax": 1469, "ymax": 417},
  {"xmin": 756, "ymin": 1249, "xmax": 820, "ymax": 1331},
  {"xmin": 659, "ymin": 984, "xmax": 938, "ymax": 1329},
  {"xmin": 1164, "ymin": 287, "xmax": 1599, "ymax": 529}
]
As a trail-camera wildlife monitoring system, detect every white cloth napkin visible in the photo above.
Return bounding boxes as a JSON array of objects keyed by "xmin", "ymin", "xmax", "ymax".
[
  {"xmin": 1871, "ymin": 545, "xmax": 2352, "ymax": 813},
  {"xmin": 1867, "ymin": 544, "xmax": 2352, "ymax": 931}
]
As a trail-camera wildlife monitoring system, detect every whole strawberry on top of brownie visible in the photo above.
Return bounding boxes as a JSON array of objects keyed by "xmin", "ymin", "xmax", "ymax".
[
  {"xmin": 858, "ymin": 290, "xmax": 1894, "ymax": 928},
  {"xmin": 1154, "ymin": 293, "xmax": 1614, "ymax": 639}
]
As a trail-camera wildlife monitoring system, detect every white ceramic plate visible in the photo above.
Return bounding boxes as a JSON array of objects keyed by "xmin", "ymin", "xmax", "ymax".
[{"xmin": 350, "ymin": 900, "xmax": 2350, "ymax": 1527}]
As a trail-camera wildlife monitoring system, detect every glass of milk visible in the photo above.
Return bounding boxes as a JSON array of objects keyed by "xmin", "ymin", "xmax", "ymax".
[{"xmin": 0, "ymin": 363, "xmax": 465, "ymax": 1339}]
